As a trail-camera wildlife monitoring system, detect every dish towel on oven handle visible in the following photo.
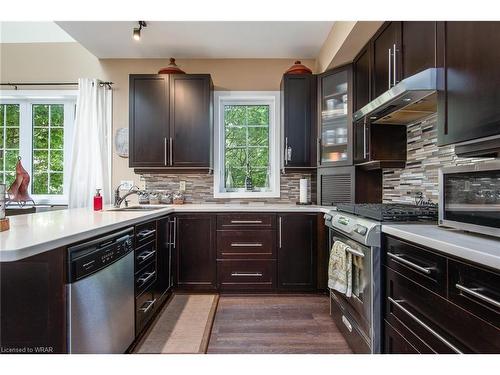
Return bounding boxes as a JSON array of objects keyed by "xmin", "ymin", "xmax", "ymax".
[{"xmin": 328, "ymin": 240, "xmax": 352, "ymax": 297}]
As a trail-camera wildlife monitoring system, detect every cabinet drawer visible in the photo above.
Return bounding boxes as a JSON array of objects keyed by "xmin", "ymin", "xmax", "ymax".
[
  {"xmin": 217, "ymin": 230, "xmax": 275, "ymax": 259},
  {"xmin": 217, "ymin": 260, "xmax": 276, "ymax": 291},
  {"xmin": 384, "ymin": 236, "xmax": 447, "ymax": 296},
  {"xmin": 135, "ymin": 221, "xmax": 157, "ymax": 247},
  {"xmin": 217, "ymin": 214, "xmax": 275, "ymax": 230},
  {"xmin": 135, "ymin": 290, "xmax": 156, "ymax": 336},
  {"xmin": 135, "ymin": 241, "xmax": 157, "ymax": 272},
  {"xmin": 135, "ymin": 260, "xmax": 156, "ymax": 295},
  {"xmin": 448, "ymin": 260, "xmax": 500, "ymax": 329},
  {"xmin": 384, "ymin": 320, "xmax": 420, "ymax": 354},
  {"xmin": 385, "ymin": 266, "xmax": 465, "ymax": 353},
  {"xmin": 386, "ymin": 266, "xmax": 500, "ymax": 353}
]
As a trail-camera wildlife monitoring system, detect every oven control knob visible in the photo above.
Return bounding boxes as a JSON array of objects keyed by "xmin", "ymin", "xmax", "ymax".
[{"xmin": 354, "ymin": 225, "xmax": 367, "ymax": 235}]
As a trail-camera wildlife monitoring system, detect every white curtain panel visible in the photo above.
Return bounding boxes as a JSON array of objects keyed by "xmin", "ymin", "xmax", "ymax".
[{"xmin": 69, "ymin": 78, "xmax": 112, "ymax": 208}]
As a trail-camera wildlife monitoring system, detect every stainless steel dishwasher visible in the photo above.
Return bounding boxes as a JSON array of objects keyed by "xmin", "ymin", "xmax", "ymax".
[{"xmin": 67, "ymin": 227, "xmax": 135, "ymax": 353}]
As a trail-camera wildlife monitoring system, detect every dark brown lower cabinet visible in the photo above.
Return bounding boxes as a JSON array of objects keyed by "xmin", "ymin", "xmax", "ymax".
[
  {"xmin": 383, "ymin": 235, "xmax": 500, "ymax": 354},
  {"xmin": 277, "ymin": 213, "xmax": 317, "ymax": 291},
  {"xmin": 0, "ymin": 248, "xmax": 66, "ymax": 353},
  {"xmin": 153, "ymin": 216, "xmax": 174, "ymax": 307},
  {"xmin": 174, "ymin": 214, "xmax": 217, "ymax": 291}
]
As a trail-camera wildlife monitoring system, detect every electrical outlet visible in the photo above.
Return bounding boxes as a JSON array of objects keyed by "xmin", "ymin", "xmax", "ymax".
[
  {"xmin": 179, "ymin": 181, "xmax": 186, "ymax": 192},
  {"xmin": 120, "ymin": 180, "xmax": 134, "ymax": 190}
]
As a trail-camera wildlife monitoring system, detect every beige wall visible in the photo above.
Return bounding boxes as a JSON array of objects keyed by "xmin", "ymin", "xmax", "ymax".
[{"xmin": 1, "ymin": 42, "xmax": 315, "ymax": 189}]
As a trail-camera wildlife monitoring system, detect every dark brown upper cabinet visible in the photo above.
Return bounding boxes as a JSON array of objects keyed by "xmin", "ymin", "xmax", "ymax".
[
  {"xmin": 277, "ymin": 213, "xmax": 317, "ymax": 291},
  {"xmin": 370, "ymin": 22, "xmax": 436, "ymax": 99},
  {"xmin": 353, "ymin": 119, "xmax": 407, "ymax": 170},
  {"xmin": 353, "ymin": 44, "xmax": 371, "ymax": 112},
  {"xmin": 372, "ymin": 22, "xmax": 402, "ymax": 98},
  {"xmin": 280, "ymin": 74, "xmax": 317, "ymax": 170},
  {"xmin": 129, "ymin": 75, "xmax": 169, "ymax": 168},
  {"xmin": 318, "ymin": 64, "xmax": 353, "ymax": 167},
  {"xmin": 401, "ymin": 21, "xmax": 436, "ymax": 79},
  {"xmin": 437, "ymin": 22, "xmax": 500, "ymax": 153},
  {"xmin": 129, "ymin": 73, "xmax": 213, "ymax": 170}
]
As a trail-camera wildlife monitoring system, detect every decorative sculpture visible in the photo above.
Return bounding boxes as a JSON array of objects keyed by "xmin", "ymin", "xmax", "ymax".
[{"xmin": 7, "ymin": 157, "xmax": 35, "ymax": 207}]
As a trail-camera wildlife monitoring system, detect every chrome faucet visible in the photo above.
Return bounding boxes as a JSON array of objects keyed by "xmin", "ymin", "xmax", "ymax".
[{"xmin": 114, "ymin": 184, "xmax": 140, "ymax": 208}]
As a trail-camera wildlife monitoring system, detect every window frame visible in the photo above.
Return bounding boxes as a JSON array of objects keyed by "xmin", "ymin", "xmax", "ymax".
[
  {"xmin": 0, "ymin": 90, "xmax": 77, "ymax": 205},
  {"xmin": 214, "ymin": 91, "xmax": 280, "ymax": 198}
]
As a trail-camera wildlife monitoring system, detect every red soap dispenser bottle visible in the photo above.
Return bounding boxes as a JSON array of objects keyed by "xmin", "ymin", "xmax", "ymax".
[{"xmin": 93, "ymin": 189, "xmax": 103, "ymax": 211}]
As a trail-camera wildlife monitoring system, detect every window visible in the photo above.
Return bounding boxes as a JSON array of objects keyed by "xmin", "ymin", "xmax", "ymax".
[
  {"xmin": 0, "ymin": 91, "xmax": 76, "ymax": 204},
  {"xmin": 214, "ymin": 92, "xmax": 280, "ymax": 198}
]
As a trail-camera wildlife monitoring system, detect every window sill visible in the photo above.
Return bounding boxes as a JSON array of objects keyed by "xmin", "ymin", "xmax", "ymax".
[{"xmin": 214, "ymin": 190, "xmax": 280, "ymax": 199}]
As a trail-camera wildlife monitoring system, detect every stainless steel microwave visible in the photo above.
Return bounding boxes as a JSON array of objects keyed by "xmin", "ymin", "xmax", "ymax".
[{"xmin": 439, "ymin": 161, "xmax": 500, "ymax": 238}]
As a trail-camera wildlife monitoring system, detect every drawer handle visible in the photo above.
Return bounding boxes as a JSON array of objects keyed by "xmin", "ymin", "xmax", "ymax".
[
  {"xmin": 388, "ymin": 297, "xmax": 463, "ymax": 354},
  {"xmin": 387, "ymin": 252, "xmax": 432, "ymax": 275},
  {"xmin": 137, "ymin": 250, "xmax": 155, "ymax": 262},
  {"xmin": 230, "ymin": 220, "xmax": 263, "ymax": 224},
  {"xmin": 137, "ymin": 271, "xmax": 156, "ymax": 286},
  {"xmin": 456, "ymin": 284, "xmax": 500, "ymax": 309},
  {"xmin": 341, "ymin": 315, "xmax": 353, "ymax": 332},
  {"xmin": 138, "ymin": 229, "xmax": 156, "ymax": 239},
  {"xmin": 230, "ymin": 243, "xmax": 263, "ymax": 247},
  {"xmin": 139, "ymin": 299, "xmax": 156, "ymax": 313},
  {"xmin": 231, "ymin": 272, "xmax": 263, "ymax": 277}
]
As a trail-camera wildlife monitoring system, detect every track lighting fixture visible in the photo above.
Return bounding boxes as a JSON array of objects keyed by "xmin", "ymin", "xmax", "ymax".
[{"xmin": 133, "ymin": 21, "xmax": 147, "ymax": 41}]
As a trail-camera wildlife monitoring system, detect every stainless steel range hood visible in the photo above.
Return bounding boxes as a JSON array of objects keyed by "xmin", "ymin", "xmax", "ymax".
[{"xmin": 353, "ymin": 68, "xmax": 438, "ymax": 125}]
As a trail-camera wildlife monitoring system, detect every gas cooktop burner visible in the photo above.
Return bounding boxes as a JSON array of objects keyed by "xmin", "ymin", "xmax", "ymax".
[{"xmin": 336, "ymin": 203, "xmax": 438, "ymax": 222}]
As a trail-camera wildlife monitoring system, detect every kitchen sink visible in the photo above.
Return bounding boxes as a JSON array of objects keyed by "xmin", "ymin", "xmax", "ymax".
[{"xmin": 106, "ymin": 205, "xmax": 166, "ymax": 212}]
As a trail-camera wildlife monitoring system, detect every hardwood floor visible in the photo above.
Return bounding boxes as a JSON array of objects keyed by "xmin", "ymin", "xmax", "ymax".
[{"xmin": 207, "ymin": 294, "xmax": 353, "ymax": 354}]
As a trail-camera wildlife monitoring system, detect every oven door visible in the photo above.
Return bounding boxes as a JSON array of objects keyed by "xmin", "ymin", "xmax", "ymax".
[
  {"xmin": 329, "ymin": 229, "xmax": 373, "ymax": 337},
  {"xmin": 439, "ymin": 164, "xmax": 500, "ymax": 238}
]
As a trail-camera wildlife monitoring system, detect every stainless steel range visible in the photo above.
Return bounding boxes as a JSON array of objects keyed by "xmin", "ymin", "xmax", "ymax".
[{"xmin": 324, "ymin": 203, "xmax": 438, "ymax": 354}]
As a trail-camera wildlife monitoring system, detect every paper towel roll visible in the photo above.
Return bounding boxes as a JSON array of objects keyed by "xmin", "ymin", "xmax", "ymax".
[{"xmin": 299, "ymin": 178, "xmax": 308, "ymax": 204}]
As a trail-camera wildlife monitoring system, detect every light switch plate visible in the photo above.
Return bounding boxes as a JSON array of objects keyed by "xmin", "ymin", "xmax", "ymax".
[
  {"xmin": 179, "ymin": 181, "xmax": 186, "ymax": 192},
  {"xmin": 120, "ymin": 180, "xmax": 134, "ymax": 190}
]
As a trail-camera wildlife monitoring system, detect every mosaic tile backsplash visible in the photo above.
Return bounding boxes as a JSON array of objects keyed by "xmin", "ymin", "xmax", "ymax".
[
  {"xmin": 142, "ymin": 172, "xmax": 316, "ymax": 204},
  {"xmin": 382, "ymin": 115, "xmax": 494, "ymax": 204}
]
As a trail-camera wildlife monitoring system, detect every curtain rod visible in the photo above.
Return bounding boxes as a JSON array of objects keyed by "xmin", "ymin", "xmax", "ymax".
[{"xmin": 0, "ymin": 81, "xmax": 114, "ymax": 90}]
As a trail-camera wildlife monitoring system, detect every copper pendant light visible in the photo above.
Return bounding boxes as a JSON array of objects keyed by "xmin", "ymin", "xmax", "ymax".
[
  {"xmin": 158, "ymin": 58, "xmax": 186, "ymax": 74},
  {"xmin": 285, "ymin": 60, "xmax": 312, "ymax": 75}
]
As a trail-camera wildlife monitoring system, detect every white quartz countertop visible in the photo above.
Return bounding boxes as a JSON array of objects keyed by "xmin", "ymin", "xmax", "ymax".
[
  {"xmin": 382, "ymin": 224, "xmax": 500, "ymax": 270},
  {"xmin": 0, "ymin": 204, "xmax": 333, "ymax": 261}
]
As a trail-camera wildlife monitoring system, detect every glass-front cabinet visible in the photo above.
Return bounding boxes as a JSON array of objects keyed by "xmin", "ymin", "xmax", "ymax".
[{"xmin": 318, "ymin": 65, "xmax": 352, "ymax": 166}]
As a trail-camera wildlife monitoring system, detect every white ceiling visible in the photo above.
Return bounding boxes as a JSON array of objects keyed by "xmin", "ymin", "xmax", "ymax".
[
  {"xmin": 55, "ymin": 21, "xmax": 334, "ymax": 59},
  {"xmin": 0, "ymin": 22, "xmax": 74, "ymax": 43}
]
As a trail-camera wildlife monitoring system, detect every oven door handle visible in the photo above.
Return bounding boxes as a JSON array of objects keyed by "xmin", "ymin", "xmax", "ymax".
[
  {"xmin": 333, "ymin": 237, "xmax": 366, "ymax": 258},
  {"xmin": 346, "ymin": 247, "xmax": 365, "ymax": 258}
]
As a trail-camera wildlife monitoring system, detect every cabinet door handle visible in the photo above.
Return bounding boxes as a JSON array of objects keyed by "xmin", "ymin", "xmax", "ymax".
[
  {"xmin": 363, "ymin": 118, "xmax": 368, "ymax": 159},
  {"xmin": 164, "ymin": 137, "xmax": 167, "ymax": 166},
  {"xmin": 169, "ymin": 137, "xmax": 173, "ymax": 166},
  {"xmin": 231, "ymin": 272, "xmax": 263, "ymax": 277},
  {"xmin": 393, "ymin": 43, "xmax": 398, "ymax": 85},
  {"xmin": 173, "ymin": 217, "xmax": 177, "ymax": 248},
  {"xmin": 230, "ymin": 243, "xmax": 263, "ymax": 247},
  {"xmin": 387, "ymin": 252, "xmax": 432, "ymax": 275},
  {"xmin": 139, "ymin": 299, "xmax": 156, "ymax": 313},
  {"xmin": 230, "ymin": 220, "xmax": 263, "ymax": 224},
  {"xmin": 278, "ymin": 216, "xmax": 282, "ymax": 249},
  {"xmin": 388, "ymin": 47, "xmax": 392, "ymax": 89},
  {"xmin": 456, "ymin": 284, "xmax": 500, "ymax": 309},
  {"xmin": 285, "ymin": 137, "xmax": 288, "ymax": 165},
  {"xmin": 388, "ymin": 297, "xmax": 463, "ymax": 354},
  {"xmin": 317, "ymin": 138, "xmax": 321, "ymax": 165}
]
